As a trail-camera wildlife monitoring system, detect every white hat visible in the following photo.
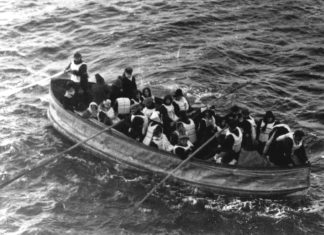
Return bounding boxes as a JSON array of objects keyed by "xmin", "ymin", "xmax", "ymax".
[{"xmin": 149, "ymin": 111, "xmax": 162, "ymax": 123}]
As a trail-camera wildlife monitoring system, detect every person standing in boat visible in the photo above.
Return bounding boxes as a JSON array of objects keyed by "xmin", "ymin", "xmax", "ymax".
[
  {"xmin": 215, "ymin": 118, "xmax": 243, "ymax": 165},
  {"xmin": 256, "ymin": 111, "xmax": 279, "ymax": 154},
  {"xmin": 267, "ymin": 130, "xmax": 309, "ymax": 167},
  {"xmin": 173, "ymin": 88, "xmax": 190, "ymax": 112},
  {"xmin": 238, "ymin": 108, "xmax": 257, "ymax": 151},
  {"xmin": 64, "ymin": 52, "xmax": 89, "ymax": 94},
  {"xmin": 160, "ymin": 95, "xmax": 180, "ymax": 137},
  {"xmin": 119, "ymin": 67, "xmax": 137, "ymax": 100}
]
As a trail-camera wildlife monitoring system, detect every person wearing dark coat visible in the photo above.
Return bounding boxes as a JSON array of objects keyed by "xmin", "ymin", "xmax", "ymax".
[
  {"xmin": 62, "ymin": 81, "xmax": 77, "ymax": 111},
  {"xmin": 119, "ymin": 67, "xmax": 137, "ymax": 100},
  {"xmin": 91, "ymin": 73, "xmax": 111, "ymax": 105},
  {"xmin": 128, "ymin": 116, "xmax": 145, "ymax": 142},
  {"xmin": 159, "ymin": 95, "xmax": 180, "ymax": 137},
  {"xmin": 238, "ymin": 108, "xmax": 257, "ymax": 151},
  {"xmin": 268, "ymin": 130, "xmax": 309, "ymax": 167}
]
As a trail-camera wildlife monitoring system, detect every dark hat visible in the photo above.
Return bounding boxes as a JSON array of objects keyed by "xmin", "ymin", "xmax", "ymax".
[
  {"xmin": 95, "ymin": 73, "xmax": 105, "ymax": 83},
  {"xmin": 174, "ymin": 89, "xmax": 183, "ymax": 97},
  {"xmin": 264, "ymin": 111, "xmax": 275, "ymax": 119},
  {"xmin": 73, "ymin": 52, "xmax": 82, "ymax": 58},
  {"xmin": 294, "ymin": 130, "xmax": 305, "ymax": 139},
  {"xmin": 125, "ymin": 67, "xmax": 133, "ymax": 74}
]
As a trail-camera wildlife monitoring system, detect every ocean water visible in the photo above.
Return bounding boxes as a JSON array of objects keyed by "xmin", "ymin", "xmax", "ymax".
[{"xmin": 0, "ymin": 0, "xmax": 323, "ymax": 234}]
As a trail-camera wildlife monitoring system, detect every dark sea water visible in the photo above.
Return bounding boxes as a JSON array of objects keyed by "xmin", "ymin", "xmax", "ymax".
[{"xmin": 0, "ymin": 0, "xmax": 323, "ymax": 234}]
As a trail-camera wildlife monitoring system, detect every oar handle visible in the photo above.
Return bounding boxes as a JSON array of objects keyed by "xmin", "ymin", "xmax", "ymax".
[{"xmin": 0, "ymin": 123, "xmax": 116, "ymax": 190}]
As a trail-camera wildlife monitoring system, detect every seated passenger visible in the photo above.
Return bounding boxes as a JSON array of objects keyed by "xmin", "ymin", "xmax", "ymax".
[
  {"xmin": 142, "ymin": 111, "xmax": 163, "ymax": 146},
  {"xmin": 150, "ymin": 125, "xmax": 174, "ymax": 152},
  {"xmin": 178, "ymin": 111, "xmax": 197, "ymax": 144},
  {"xmin": 98, "ymin": 99, "xmax": 119, "ymax": 125},
  {"xmin": 256, "ymin": 111, "xmax": 279, "ymax": 154},
  {"xmin": 239, "ymin": 108, "xmax": 257, "ymax": 151},
  {"xmin": 131, "ymin": 105, "xmax": 148, "ymax": 136},
  {"xmin": 214, "ymin": 118, "xmax": 242, "ymax": 165},
  {"xmin": 142, "ymin": 87, "xmax": 155, "ymax": 103},
  {"xmin": 131, "ymin": 90, "xmax": 144, "ymax": 105},
  {"xmin": 268, "ymin": 130, "xmax": 309, "ymax": 167},
  {"xmin": 82, "ymin": 102, "xmax": 98, "ymax": 119},
  {"xmin": 170, "ymin": 122, "xmax": 188, "ymax": 145},
  {"xmin": 229, "ymin": 105, "xmax": 242, "ymax": 121},
  {"xmin": 91, "ymin": 73, "xmax": 111, "ymax": 105},
  {"xmin": 62, "ymin": 81, "xmax": 76, "ymax": 111},
  {"xmin": 128, "ymin": 116, "xmax": 145, "ymax": 142},
  {"xmin": 173, "ymin": 88, "xmax": 190, "ymax": 112},
  {"xmin": 173, "ymin": 135, "xmax": 194, "ymax": 160},
  {"xmin": 262, "ymin": 123, "xmax": 291, "ymax": 158},
  {"xmin": 142, "ymin": 97, "xmax": 155, "ymax": 119},
  {"xmin": 197, "ymin": 110, "xmax": 217, "ymax": 145},
  {"xmin": 160, "ymin": 95, "xmax": 180, "ymax": 137}
]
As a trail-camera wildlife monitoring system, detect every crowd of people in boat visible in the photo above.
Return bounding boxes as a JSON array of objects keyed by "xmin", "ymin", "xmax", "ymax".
[{"xmin": 61, "ymin": 52, "xmax": 309, "ymax": 168}]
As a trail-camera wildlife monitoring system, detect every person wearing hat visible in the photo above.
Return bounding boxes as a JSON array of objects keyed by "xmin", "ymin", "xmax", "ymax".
[
  {"xmin": 118, "ymin": 67, "xmax": 137, "ymax": 100},
  {"xmin": 173, "ymin": 88, "xmax": 190, "ymax": 112},
  {"xmin": 81, "ymin": 102, "xmax": 99, "ymax": 119},
  {"xmin": 62, "ymin": 81, "xmax": 77, "ymax": 111},
  {"xmin": 173, "ymin": 135, "xmax": 194, "ymax": 160},
  {"xmin": 256, "ymin": 111, "xmax": 279, "ymax": 154},
  {"xmin": 64, "ymin": 52, "xmax": 89, "ymax": 94},
  {"xmin": 91, "ymin": 73, "xmax": 111, "ymax": 105},
  {"xmin": 150, "ymin": 125, "xmax": 174, "ymax": 152},
  {"xmin": 142, "ymin": 111, "xmax": 163, "ymax": 146},
  {"xmin": 267, "ymin": 130, "xmax": 309, "ymax": 167}
]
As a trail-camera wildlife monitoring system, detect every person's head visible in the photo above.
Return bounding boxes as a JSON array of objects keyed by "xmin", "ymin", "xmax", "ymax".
[
  {"xmin": 178, "ymin": 135, "xmax": 189, "ymax": 146},
  {"xmin": 293, "ymin": 130, "xmax": 305, "ymax": 145},
  {"xmin": 264, "ymin": 111, "xmax": 275, "ymax": 123},
  {"xmin": 131, "ymin": 116, "xmax": 144, "ymax": 131},
  {"xmin": 227, "ymin": 118, "xmax": 238, "ymax": 131},
  {"xmin": 142, "ymin": 87, "xmax": 152, "ymax": 98},
  {"xmin": 102, "ymin": 99, "xmax": 111, "ymax": 110},
  {"xmin": 242, "ymin": 108, "xmax": 250, "ymax": 119},
  {"xmin": 124, "ymin": 67, "xmax": 133, "ymax": 79},
  {"xmin": 73, "ymin": 52, "xmax": 82, "ymax": 64},
  {"xmin": 163, "ymin": 95, "xmax": 173, "ymax": 105},
  {"xmin": 230, "ymin": 105, "xmax": 241, "ymax": 120},
  {"xmin": 134, "ymin": 90, "xmax": 142, "ymax": 99},
  {"xmin": 174, "ymin": 89, "xmax": 184, "ymax": 101},
  {"xmin": 95, "ymin": 73, "xmax": 105, "ymax": 85},
  {"xmin": 88, "ymin": 102, "xmax": 98, "ymax": 114},
  {"xmin": 153, "ymin": 125, "xmax": 163, "ymax": 137},
  {"xmin": 203, "ymin": 110, "xmax": 213, "ymax": 119}
]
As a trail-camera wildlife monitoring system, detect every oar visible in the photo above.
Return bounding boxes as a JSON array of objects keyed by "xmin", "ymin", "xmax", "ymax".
[
  {"xmin": 1, "ymin": 71, "xmax": 65, "ymax": 98},
  {"xmin": 100, "ymin": 127, "xmax": 226, "ymax": 228},
  {"xmin": 0, "ymin": 123, "xmax": 118, "ymax": 190}
]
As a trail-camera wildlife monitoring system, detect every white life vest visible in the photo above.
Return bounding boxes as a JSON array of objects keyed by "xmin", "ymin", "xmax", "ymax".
[
  {"xmin": 276, "ymin": 132, "xmax": 302, "ymax": 152},
  {"xmin": 152, "ymin": 134, "xmax": 174, "ymax": 152},
  {"xmin": 181, "ymin": 119, "xmax": 197, "ymax": 144},
  {"xmin": 225, "ymin": 127, "xmax": 243, "ymax": 153},
  {"xmin": 131, "ymin": 114, "xmax": 148, "ymax": 135},
  {"xmin": 173, "ymin": 141, "xmax": 193, "ymax": 154},
  {"xmin": 174, "ymin": 97, "xmax": 189, "ymax": 111},
  {"xmin": 258, "ymin": 121, "xmax": 275, "ymax": 143},
  {"xmin": 143, "ymin": 107, "xmax": 155, "ymax": 119},
  {"xmin": 163, "ymin": 104, "xmax": 179, "ymax": 122},
  {"xmin": 116, "ymin": 98, "xmax": 131, "ymax": 114},
  {"xmin": 70, "ymin": 60, "xmax": 86, "ymax": 83},
  {"xmin": 142, "ymin": 122, "xmax": 159, "ymax": 146},
  {"xmin": 273, "ymin": 124, "xmax": 291, "ymax": 133}
]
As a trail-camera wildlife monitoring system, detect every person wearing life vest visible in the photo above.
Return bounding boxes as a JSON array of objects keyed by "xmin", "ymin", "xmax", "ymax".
[
  {"xmin": 197, "ymin": 109, "xmax": 217, "ymax": 145},
  {"xmin": 98, "ymin": 99, "xmax": 119, "ymax": 125},
  {"xmin": 177, "ymin": 111, "xmax": 197, "ymax": 144},
  {"xmin": 150, "ymin": 125, "xmax": 174, "ymax": 152},
  {"xmin": 256, "ymin": 111, "xmax": 279, "ymax": 154},
  {"xmin": 268, "ymin": 130, "xmax": 309, "ymax": 167},
  {"xmin": 142, "ymin": 111, "xmax": 163, "ymax": 146},
  {"xmin": 119, "ymin": 67, "xmax": 137, "ymax": 100},
  {"xmin": 81, "ymin": 102, "xmax": 98, "ymax": 119},
  {"xmin": 131, "ymin": 90, "xmax": 144, "ymax": 106},
  {"xmin": 173, "ymin": 88, "xmax": 190, "ymax": 112},
  {"xmin": 62, "ymin": 81, "xmax": 77, "ymax": 111},
  {"xmin": 142, "ymin": 97, "xmax": 155, "ymax": 119},
  {"xmin": 128, "ymin": 116, "xmax": 145, "ymax": 142},
  {"xmin": 238, "ymin": 108, "xmax": 257, "ymax": 150},
  {"xmin": 160, "ymin": 95, "xmax": 180, "ymax": 137},
  {"xmin": 142, "ymin": 87, "xmax": 155, "ymax": 103},
  {"xmin": 261, "ymin": 123, "xmax": 291, "ymax": 159},
  {"xmin": 216, "ymin": 118, "xmax": 242, "ymax": 165},
  {"xmin": 64, "ymin": 52, "xmax": 89, "ymax": 94},
  {"xmin": 173, "ymin": 135, "xmax": 194, "ymax": 160},
  {"xmin": 169, "ymin": 122, "xmax": 188, "ymax": 145},
  {"xmin": 91, "ymin": 73, "xmax": 111, "ymax": 105}
]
